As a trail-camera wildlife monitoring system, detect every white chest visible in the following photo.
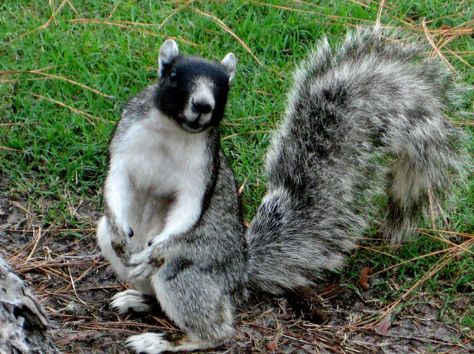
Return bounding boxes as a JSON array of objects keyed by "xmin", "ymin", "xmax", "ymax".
[{"xmin": 111, "ymin": 110, "xmax": 208, "ymax": 194}]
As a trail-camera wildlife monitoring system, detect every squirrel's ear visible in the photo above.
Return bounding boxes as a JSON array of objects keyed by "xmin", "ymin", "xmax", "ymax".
[
  {"xmin": 221, "ymin": 53, "xmax": 237, "ymax": 84},
  {"xmin": 158, "ymin": 39, "xmax": 179, "ymax": 78}
]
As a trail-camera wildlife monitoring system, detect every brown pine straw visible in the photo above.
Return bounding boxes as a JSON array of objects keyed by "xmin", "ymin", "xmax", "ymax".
[
  {"xmin": 192, "ymin": 8, "xmax": 263, "ymax": 66},
  {"xmin": 368, "ymin": 235, "xmax": 474, "ymax": 329},
  {"xmin": 156, "ymin": 7, "xmax": 182, "ymax": 31},
  {"xmin": 0, "ymin": 77, "xmax": 51, "ymax": 84},
  {"xmin": 375, "ymin": 0, "xmax": 386, "ymax": 27},
  {"xmin": 26, "ymin": 0, "xmax": 68, "ymax": 33},
  {"xmin": 419, "ymin": 231, "xmax": 474, "ymax": 256},
  {"xmin": 249, "ymin": 0, "xmax": 374, "ymax": 24},
  {"xmin": 4, "ymin": 227, "xmax": 97, "ymax": 233},
  {"xmin": 370, "ymin": 254, "xmax": 453, "ymax": 328},
  {"xmin": 0, "ymin": 65, "xmax": 56, "ymax": 76},
  {"xmin": 30, "ymin": 71, "xmax": 114, "ymax": 98},
  {"xmin": 416, "ymin": 228, "xmax": 474, "ymax": 239},
  {"xmin": 68, "ymin": 18, "xmax": 158, "ymax": 34},
  {"xmin": 0, "ymin": 122, "xmax": 37, "ymax": 127},
  {"xmin": 446, "ymin": 47, "xmax": 474, "ymax": 68},
  {"xmin": 222, "ymin": 130, "xmax": 273, "ymax": 141},
  {"xmin": 67, "ymin": 18, "xmax": 199, "ymax": 47},
  {"xmin": 25, "ymin": 226, "xmax": 44, "ymax": 264},
  {"xmin": 421, "ymin": 18, "xmax": 457, "ymax": 74},
  {"xmin": 32, "ymin": 94, "xmax": 107, "ymax": 125},
  {"xmin": 258, "ymin": 0, "xmax": 412, "ymax": 28},
  {"xmin": 3, "ymin": 194, "xmax": 470, "ymax": 353},
  {"xmin": 357, "ymin": 245, "xmax": 401, "ymax": 259},
  {"xmin": 348, "ymin": 0, "xmax": 370, "ymax": 9},
  {"xmin": 12, "ymin": 0, "xmax": 75, "ymax": 42},
  {"xmin": 371, "ymin": 248, "xmax": 448, "ymax": 277},
  {"xmin": 65, "ymin": 0, "xmax": 79, "ymax": 16},
  {"xmin": 0, "ymin": 146, "xmax": 23, "ymax": 152}
]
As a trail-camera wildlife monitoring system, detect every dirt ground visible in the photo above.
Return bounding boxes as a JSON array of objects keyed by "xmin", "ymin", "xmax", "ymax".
[{"xmin": 0, "ymin": 195, "xmax": 472, "ymax": 353}]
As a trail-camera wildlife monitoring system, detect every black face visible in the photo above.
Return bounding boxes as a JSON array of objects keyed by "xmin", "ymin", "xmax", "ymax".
[{"xmin": 155, "ymin": 56, "xmax": 231, "ymax": 133}]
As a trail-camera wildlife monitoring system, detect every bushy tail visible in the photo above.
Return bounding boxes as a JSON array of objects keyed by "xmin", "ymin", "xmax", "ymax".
[
  {"xmin": 246, "ymin": 27, "xmax": 468, "ymax": 295},
  {"xmin": 382, "ymin": 112, "xmax": 466, "ymax": 243}
]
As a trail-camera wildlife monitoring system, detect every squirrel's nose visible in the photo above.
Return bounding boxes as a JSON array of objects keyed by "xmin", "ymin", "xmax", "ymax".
[{"xmin": 192, "ymin": 99, "xmax": 213, "ymax": 114}]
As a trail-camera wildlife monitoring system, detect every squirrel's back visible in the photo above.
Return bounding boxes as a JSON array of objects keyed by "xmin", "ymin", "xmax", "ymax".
[{"xmin": 246, "ymin": 28, "xmax": 467, "ymax": 295}]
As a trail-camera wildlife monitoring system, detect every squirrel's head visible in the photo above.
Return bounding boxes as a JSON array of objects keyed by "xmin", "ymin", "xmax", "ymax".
[{"xmin": 154, "ymin": 39, "xmax": 237, "ymax": 134}]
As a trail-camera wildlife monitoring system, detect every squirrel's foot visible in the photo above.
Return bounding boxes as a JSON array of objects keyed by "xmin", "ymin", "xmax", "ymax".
[
  {"xmin": 110, "ymin": 289, "xmax": 152, "ymax": 314},
  {"xmin": 126, "ymin": 333, "xmax": 170, "ymax": 354},
  {"xmin": 126, "ymin": 332, "xmax": 212, "ymax": 353}
]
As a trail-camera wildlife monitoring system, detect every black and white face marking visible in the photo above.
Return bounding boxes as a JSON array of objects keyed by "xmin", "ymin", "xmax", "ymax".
[{"xmin": 155, "ymin": 39, "xmax": 237, "ymax": 133}]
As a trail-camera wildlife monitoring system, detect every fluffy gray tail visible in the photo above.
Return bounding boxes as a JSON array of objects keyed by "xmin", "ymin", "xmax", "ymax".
[
  {"xmin": 382, "ymin": 112, "xmax": 465, "ymax": 243},
  {"xmin": 366, "ymin": 31, "xmax": 467, "ymax": 243},
  {"xmin": 246, "ymin": 27, "xmax": 468, "ymax": 295}
]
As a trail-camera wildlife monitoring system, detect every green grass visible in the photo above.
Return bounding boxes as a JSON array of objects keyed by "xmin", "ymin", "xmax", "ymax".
[{"xmin": 1, "ymin": 0, "xmax": 473, "ymax": 330}]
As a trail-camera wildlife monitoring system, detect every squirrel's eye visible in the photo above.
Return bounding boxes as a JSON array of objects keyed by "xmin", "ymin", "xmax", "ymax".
[{"xmin": 170, "ymin": 70, "xmax": 177, "ymax": 81}]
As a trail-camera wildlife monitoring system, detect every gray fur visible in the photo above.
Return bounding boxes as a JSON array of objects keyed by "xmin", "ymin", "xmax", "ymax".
[
  {"xmin": 246, "ymin": 27, "xmax": 466, "ymax": 295},
  {"xmin": 141, "ymin": 149, "xmax": 247, "ymax": 343},
  {"xmin": 97, "ymin": 43, "xmax": 247, "ymax": 353},
  {"xmin": 99, "ymin": 29, "xmax": 467, "ymax": 352}
]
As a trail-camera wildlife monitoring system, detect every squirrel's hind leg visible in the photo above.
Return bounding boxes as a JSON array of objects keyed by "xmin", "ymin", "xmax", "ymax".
[
  {"xmin": 110, "ymin": 289, "xmax": 158, "ymax": 314},
  {"xmin": 126, "ymin": 332, "xmax": 224, "ymax": 354},
  {"xmin": 126, "ymin": 267, "xmax": 235, "ymax": 353}
]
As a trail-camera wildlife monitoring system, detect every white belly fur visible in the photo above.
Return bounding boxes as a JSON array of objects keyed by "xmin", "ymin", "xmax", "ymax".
[{"xmin": 107, "ymin": 108, "xmax": 208, "ymax": 252}]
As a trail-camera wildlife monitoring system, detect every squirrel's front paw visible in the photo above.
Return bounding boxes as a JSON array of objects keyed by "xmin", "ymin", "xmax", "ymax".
[
  {"xmin": 106, "ymin": 213, "xmax": 134, "ymax": 240},
  {"xmin": 111, "ymin": 238, "xmax": 131, "ymax": 262},
  {"xmin": 128, "ymin": 248, "xmax": 161, "ymax": 279},
  {"xmin": 115, "ymin": 219, "xmax": 134, "ymax": 239},
  {"xmin": 109, "ymin": 219, "xmax": 134, "ymax": 262}
]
